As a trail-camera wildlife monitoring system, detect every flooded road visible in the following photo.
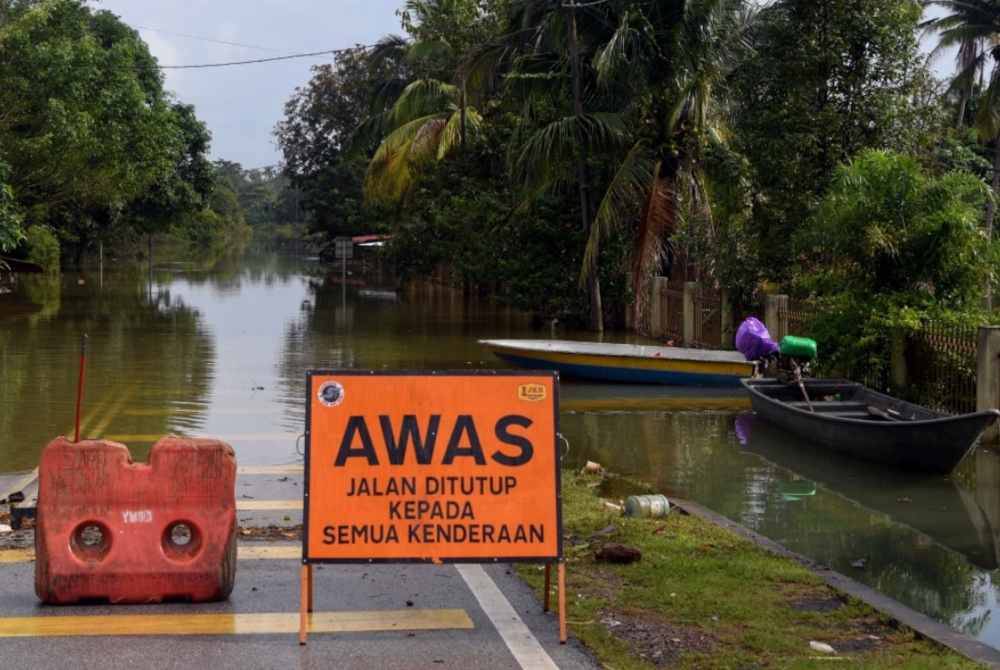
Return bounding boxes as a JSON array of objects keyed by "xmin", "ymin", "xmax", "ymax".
[{"xmin": 3, "ymin": 253, "xmax": 1000, "ymax": 649}]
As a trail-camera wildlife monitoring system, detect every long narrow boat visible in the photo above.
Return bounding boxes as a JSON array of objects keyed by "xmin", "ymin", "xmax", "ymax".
[
  {"xmin": 479, "ymin": 339, "xmax": 754, "ymax": 387},
  {"xmin": 743, "ymin": 378, "xmax": 1000, "ymax": 473}
]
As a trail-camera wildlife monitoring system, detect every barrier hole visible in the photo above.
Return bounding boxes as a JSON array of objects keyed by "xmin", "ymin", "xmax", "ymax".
[
  {"xmin": 70, "ymin": 521, "xmax": 111, "ymax": 562},
  {"xmin": 170, "ymin": 523, "xmax": 192, "ymax": 546},
  {"xmin": 80, "ymin": 524, "xmax": 104, "ymax": 547},
  {"xmin": 162, "ymin": 521, "xmax": 202, "ymax": 561}
]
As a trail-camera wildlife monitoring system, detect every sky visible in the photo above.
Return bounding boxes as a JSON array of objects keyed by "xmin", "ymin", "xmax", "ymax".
[
  {"xmin": 97, "ymin": 0, "xmax": 404, "ymax": 168},
  {"xmin": 95, "ymin": 1, "xmax": 955, "ymax": 169}
]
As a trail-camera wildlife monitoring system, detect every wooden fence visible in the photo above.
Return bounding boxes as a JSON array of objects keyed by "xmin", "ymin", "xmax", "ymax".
[{"xmin": 642, "ymin": 278, "xmax": 991, "ymax": 421}]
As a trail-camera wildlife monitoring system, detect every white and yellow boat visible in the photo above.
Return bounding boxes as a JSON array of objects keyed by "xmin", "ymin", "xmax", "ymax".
[{"xmin": 480, "ymin": 339, "xmax": 753, "ymax": 387}]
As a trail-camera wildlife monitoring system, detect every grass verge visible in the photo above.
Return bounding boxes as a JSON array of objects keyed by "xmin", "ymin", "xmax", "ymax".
[{"xmin": 518, "ymin": 471, "xmax": 981, "ymax": 669}]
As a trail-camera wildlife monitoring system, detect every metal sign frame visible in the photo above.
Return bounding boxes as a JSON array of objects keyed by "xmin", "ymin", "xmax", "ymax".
[
  {"xmin": 301, "ymin": 369, "xmax": 562, "ymax": 565},
  {"xmin": 333, "ymin": 237, "xmax": 353, "ymax": 260},
  {"xmin": 298, "ymin": 369, "xmax": 566, "ymax": 645}
]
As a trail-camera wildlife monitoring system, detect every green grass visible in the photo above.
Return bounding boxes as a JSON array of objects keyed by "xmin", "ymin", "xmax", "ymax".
[{"xmin": 518, "ymin": 472, "xmax": 982, "ymax": 669}]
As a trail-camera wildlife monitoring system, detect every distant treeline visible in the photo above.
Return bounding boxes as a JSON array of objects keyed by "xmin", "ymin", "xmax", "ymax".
[{"xmin": 0, "ymin": 0, "xmax": 308, "ymax": 271}]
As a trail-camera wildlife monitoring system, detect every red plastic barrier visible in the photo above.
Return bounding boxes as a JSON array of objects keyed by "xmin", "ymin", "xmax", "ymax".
[{"xmin": 34, "ymin": 436, "xmax": 237, "ymax": 605}]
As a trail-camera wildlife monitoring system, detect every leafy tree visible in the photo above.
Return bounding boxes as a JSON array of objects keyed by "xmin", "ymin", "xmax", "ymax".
[
  {"xmin": 501, "ymin": 0, "xmax": 754, "ymax": 328},
  {"xmin": 923, "ymin": 0, "xmax": 1000, "ymax": 238},
  {"xmin": 0, "ymin": 159, "xmax": 23, "ymax": 252},
  {"xmin": 126, "ymin": 103, "xmax": 215, "ymax": 238},
  {"xmin": 275, "ymin": 47, "xmax": 385, "ymax": 248},
  {"xmin": 0, "ymin": 0, "xmax": 181, "ymax": 258},
  {"xmin": 734, "ymin": 0, "xmax": 926, "ymax": 280},
  {"xmin": 795, "ymin": 150, "xmax": 995, "ymax": 380}
]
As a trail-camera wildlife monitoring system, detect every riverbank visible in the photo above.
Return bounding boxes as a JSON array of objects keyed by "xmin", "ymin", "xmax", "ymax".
[{"xmin": 518, "ymin": 471, "xmax": 980, "ymax": 669}]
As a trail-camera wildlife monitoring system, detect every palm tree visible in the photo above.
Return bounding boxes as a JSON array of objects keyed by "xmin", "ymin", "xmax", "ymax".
[
  {"xmin": 505, "ymin": 0, "xmax": 754, "ymax": 329},
  {"xmin": 923, "ymin": 2, "xmax": 1000, "ymax": 235},
  {"xmin": 359, "ymin": 32, "xmax": 483, "ymax": 205}
]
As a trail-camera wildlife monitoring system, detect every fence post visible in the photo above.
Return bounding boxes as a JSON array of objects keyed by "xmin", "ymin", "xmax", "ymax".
[
  {"xmin": 890, "ymin": 330, "xmax": 908, "ymax": 392},
  {"xmin": 977, "ymin": 326, "xmax": 1000, "ymax": 444},
  {"xmin": 683, "ymin": 281, "xmax": 698, "ymax": 346},
  {"xmin": 650, "ymin": 277, "xmax": 666, "ymax": 338},
  {"xmin": 765, "ymin": 294, "xmax": 789, "ymax": 341},
  {"xmin": 720, "ymin": 288, "xmax": 733, "ymax": 348}
]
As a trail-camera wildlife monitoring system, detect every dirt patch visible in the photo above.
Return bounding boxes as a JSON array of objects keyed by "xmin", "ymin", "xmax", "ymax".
[
  {"xmin": 790, "ymin": 596, "xmax": 844, "ymax": 612},
  {"xmin": 238, "ymin": 525, "xmax": 302, "ymax": 541},
  {"xmin": 832, "ymin": 636, "xmax": 882, "ymax": 653},
  {"xmin": 600, "ymin": 610, "xmax": 715, "ymax": 667}
]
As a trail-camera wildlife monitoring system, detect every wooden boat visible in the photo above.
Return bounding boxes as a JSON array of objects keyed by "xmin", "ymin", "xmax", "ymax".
[
  {"xmin": 479, "ymin": 339, "xmax": 754, "ymax": 387},
  {"xmin": 742, "ymin": 378, "xmax": 1000, "ymax": 474}
]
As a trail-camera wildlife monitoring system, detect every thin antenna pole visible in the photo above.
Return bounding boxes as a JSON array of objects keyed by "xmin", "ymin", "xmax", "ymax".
[{"xmin": 74, "ymin": 334, "xmax": 88, "ymax": 442}]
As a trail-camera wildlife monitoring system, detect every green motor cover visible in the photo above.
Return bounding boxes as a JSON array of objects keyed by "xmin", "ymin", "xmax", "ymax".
[{"xmin": 779, "ymin": 335, "xmax": 817, "ymax": 360}]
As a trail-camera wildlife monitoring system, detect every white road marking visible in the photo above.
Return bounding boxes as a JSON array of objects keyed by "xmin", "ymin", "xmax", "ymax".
[{"xmin": 456, "ymin": 564, "xmax": 558, "ymax": 670}]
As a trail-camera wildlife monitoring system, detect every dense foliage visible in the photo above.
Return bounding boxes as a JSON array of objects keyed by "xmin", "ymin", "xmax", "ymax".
[
  {"xmin": 734, "ymin": 0, "xmax": 929, "ymax": 279},
  {"xmin": 0, "ymin": 0, "xmax": 252, "ymax": 265},
  {"xmin": 276, "ymin": 0, "xmax": 999, "ymax": 343},
  {"xmin": 796, "ymin": 150, "xmax": 994, "ymax": 379}
]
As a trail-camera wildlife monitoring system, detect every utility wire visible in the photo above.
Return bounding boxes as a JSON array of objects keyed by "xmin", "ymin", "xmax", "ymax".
[
  {"xmin": 135, "ymin": 25, "xmax": 280, "ymax": 52},
  {"xmin": 157, "ymin": 45, "xmax": 374, "ymax": 69}
]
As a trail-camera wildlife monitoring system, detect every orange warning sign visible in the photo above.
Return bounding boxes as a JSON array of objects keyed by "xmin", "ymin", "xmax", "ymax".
[{"xmin": 303, "ymin": 371, "xmax": 561, "ymax": 563}]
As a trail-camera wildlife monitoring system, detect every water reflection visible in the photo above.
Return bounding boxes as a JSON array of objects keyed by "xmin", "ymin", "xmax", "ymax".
[
  {"xmin": 742, "ymin": 415, "xmax": 998, "ymax": 571},
  {"xmin": 0, "ymin": 271, "xmax": 214, "ymax": 470},
  {"xmin": 560, "ymin": 408, "xmax": 1000, "ymax": 640},
  {"xmin": 6, "ymin": 253, "xmax": 1000, "ymax": 648}
]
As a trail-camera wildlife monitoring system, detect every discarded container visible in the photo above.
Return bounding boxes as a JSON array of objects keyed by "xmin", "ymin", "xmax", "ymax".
[
  {"xmin": 624, "ymin": 494, "xmax": 670, "ymax": 518},
  {"xmin": 35, "ymin": 436, "xmax": 237, "ymax": 605},
  {"xmin": 582, "ymin": 460, "xmax": 604, "ymax": 475}
]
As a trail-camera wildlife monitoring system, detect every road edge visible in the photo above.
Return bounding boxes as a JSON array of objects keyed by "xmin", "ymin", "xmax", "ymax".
[{"xmin": 671, "ymin": 497, "xmax": 1000, "ymax": 669}]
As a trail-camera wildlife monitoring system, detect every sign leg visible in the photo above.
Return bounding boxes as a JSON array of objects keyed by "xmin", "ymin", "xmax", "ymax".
[
  {"xmin": 558, "ymin": 562, "xmax": 567, "ymax": 644},
  {"xmin": 307, "ymin": 563, "xmax": 314, "ymax": 613},
  {"xmin": 543, "ymin": 564, "xmax": 552, "ymax": 612},
  {"xmin": 299, "ymin": 565, "xmax": 310, "ymax": 645}
]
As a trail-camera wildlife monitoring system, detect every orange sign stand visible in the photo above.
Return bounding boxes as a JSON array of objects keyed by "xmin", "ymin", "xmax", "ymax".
[{"xmin": 299, "ymin": 371, "xmax": 564, "ymax": 644}]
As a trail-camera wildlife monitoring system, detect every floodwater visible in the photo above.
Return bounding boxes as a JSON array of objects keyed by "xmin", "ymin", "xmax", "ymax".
[{"xmin": 4, "ymin": 253, "xmax": 1000, "ymax": 648}]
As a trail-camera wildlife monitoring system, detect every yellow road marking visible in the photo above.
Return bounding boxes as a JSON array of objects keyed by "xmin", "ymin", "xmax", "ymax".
[
  {"xmin": 0, "ymin": 545, "xmax": 301, "ymax": 564},
  {"xmin": 238, "ymin": 545, "xmax": 299, "ymax": 560},
  {"xmin": 84, "ymin": 382, "xmax": 137, "ymax": 440},
  {"xmin": 0, "ymin": 549, "xmax": 33, "ymax": 564},
  {"xmin": 237, "ymin": 464, "xmax": 303, "ymax": 476},
  {"xmin": 237, "ymin": 499, "xmax": 301, "ymax": 511},
  {"xmin": 0, "ymin": 609, "xmax": 474, "ymax": 638}
]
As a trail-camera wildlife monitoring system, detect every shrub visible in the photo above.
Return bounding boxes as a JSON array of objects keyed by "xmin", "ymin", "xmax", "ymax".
[{"xmin": 24, "ymin": 226, "xmax": 60, "ymax": 273}]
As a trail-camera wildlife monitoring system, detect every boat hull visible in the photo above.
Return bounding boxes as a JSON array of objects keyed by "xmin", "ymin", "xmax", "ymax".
[
  {"xmin": 491, "ymin": 350, "xmax": 749, "ymax": 387},
  {"xmin": 743, "ymin": 378, "xmax": 1000, "ymax": 474}
]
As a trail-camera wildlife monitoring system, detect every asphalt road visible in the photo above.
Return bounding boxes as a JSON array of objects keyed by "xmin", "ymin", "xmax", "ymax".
[{"xmin": 0, "ymin": 466, "xmax": 599, "ymax": 670}]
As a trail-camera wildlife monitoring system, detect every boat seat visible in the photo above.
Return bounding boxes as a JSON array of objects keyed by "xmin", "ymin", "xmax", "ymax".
[
  {"xmin": 827, "ymin": 411, "xmax": 882, "ymax": 420},
  {"xmin": 786, "ymin": 401, "xmax": 867, "ymax": 412}
]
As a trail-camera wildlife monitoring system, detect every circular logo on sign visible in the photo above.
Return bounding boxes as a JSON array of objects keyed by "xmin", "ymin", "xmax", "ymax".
[{"xmin": 317, "ymin": 381, "xmax": 345, "ymax": 407}]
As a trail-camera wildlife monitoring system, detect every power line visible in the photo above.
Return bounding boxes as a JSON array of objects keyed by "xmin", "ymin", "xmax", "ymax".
[
  {"xmin": 157, "ymin": 45, "xmax": 374, "ymax": 70},
  {"xmin": 135, "ymin": 25, "xmax": 280, "ymax": 52}
]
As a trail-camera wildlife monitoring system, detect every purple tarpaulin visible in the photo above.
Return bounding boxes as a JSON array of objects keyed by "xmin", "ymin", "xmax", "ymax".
[{"xmin": 736, "ymin": 317, "xmax": 779, "ymax": 362}]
